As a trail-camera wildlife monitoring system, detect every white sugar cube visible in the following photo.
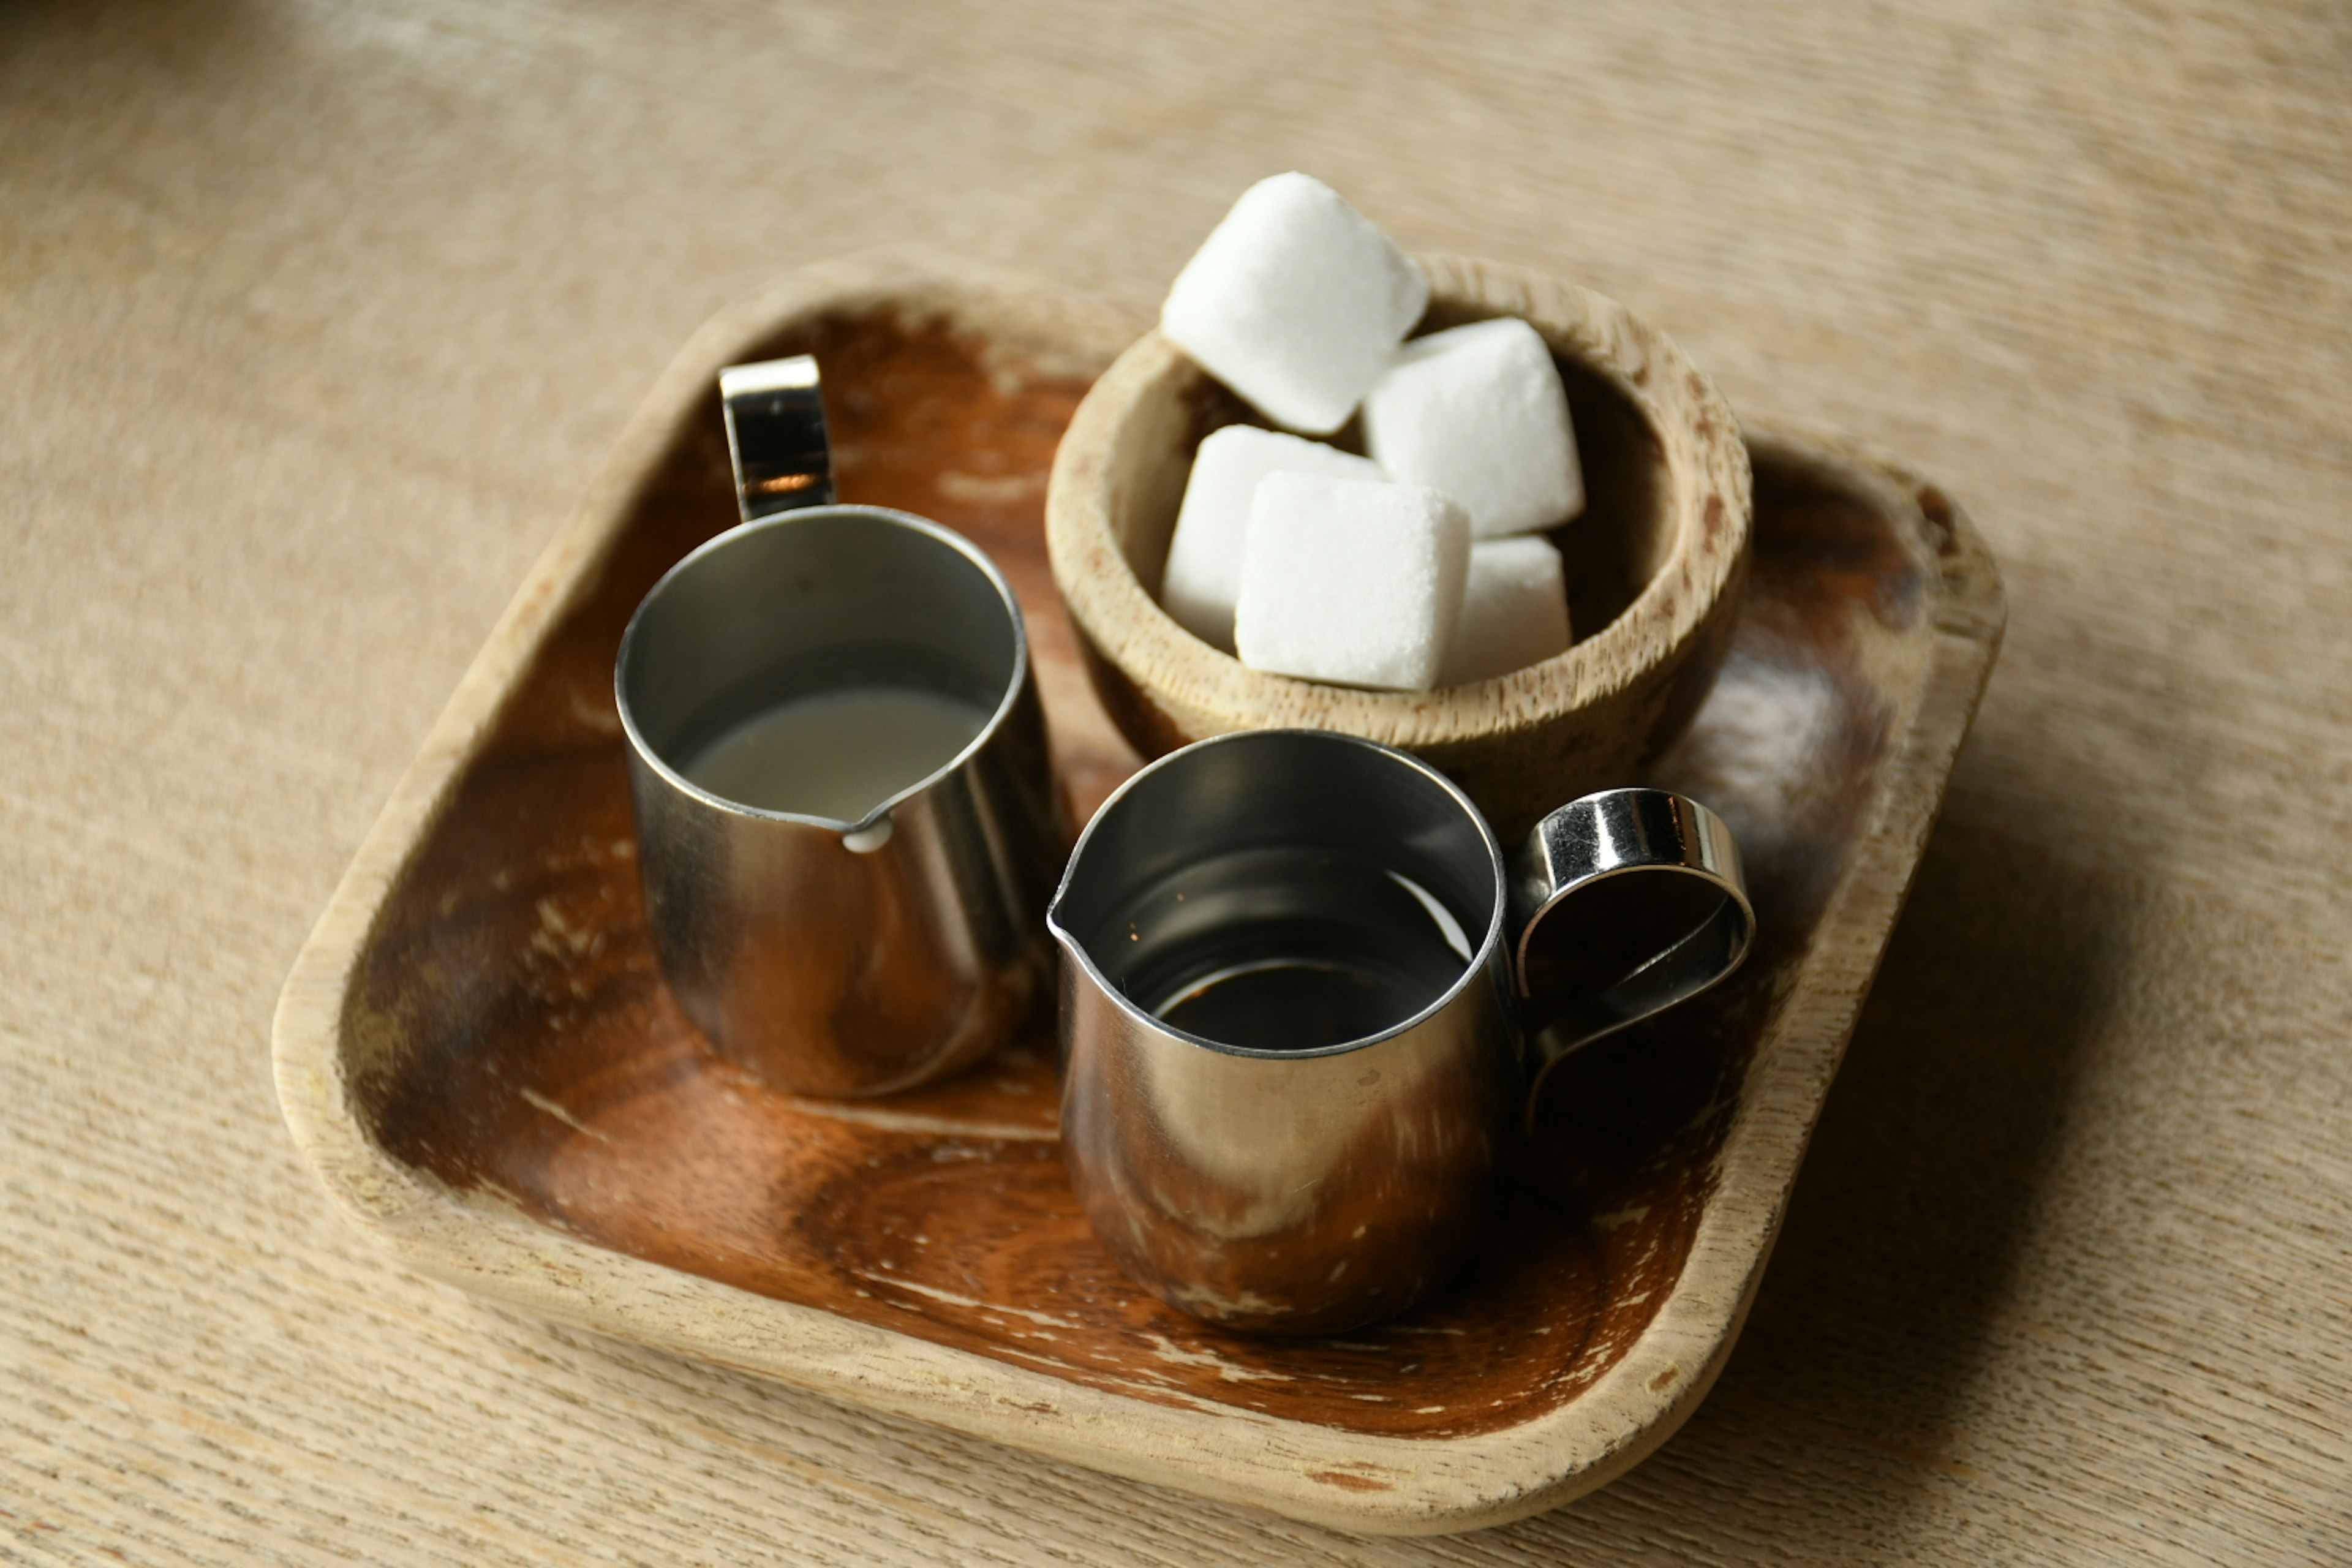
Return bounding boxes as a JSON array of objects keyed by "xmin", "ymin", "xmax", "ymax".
[
  {"xmin": 1440, "ymin": 536, "xmax": 1574, "ymax": 686},
  {"xmin": 1161, "ymin": 426, "xmax": 1384, "ymax": 652},
  {"xmin": 1161, "ymin": 173, "xmax": 1428, "ymax": 435},
  {"xmin": 1234, "ymin": 474, "xmax": 1470, "ymax": 692},
  {"xmin": 1363, "ymin": 317, "xmax": 1585, "ymax": 538}
]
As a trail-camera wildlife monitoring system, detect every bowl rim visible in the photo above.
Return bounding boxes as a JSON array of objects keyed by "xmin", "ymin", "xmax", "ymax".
[{"xmin": 1044, "ymin": 252, "xmax": 1754, "ymax": 750}]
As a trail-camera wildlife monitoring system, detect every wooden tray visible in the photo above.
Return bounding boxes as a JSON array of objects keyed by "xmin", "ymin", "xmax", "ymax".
[{"xmin": 273, "ymin": 255, "xmax": 2004, "ymax": 1536}]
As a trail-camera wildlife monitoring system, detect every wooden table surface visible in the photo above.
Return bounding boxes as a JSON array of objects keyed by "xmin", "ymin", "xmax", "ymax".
[{"xmin": 4, "ymin": 2, "xmax": 2346, "ymax": 1562}]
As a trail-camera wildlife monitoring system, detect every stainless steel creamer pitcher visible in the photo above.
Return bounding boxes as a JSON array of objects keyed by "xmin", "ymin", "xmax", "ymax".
[
  {"xmin": 617, "ymin": 504, "xmax": 1063, "ymax": 1097},
  {"xmin": 1049, "ymin": 729, "xmax": 1751, "ymax": 1336}
]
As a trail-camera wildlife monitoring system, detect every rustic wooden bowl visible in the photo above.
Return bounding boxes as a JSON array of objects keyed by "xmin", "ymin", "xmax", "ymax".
[
  {"xmin": 1045, "ymin": 254, "xmax": 1753, "ymax": 839},
  {"xmin": 273, "ymin": 255, "xmax": 2003, "ymax": 1536}
]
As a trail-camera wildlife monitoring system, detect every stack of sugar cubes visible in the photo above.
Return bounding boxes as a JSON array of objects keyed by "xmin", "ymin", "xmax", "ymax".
[{"xmin": 1157, "ymin": 172, "xmax": 1585, "ymax": 691}]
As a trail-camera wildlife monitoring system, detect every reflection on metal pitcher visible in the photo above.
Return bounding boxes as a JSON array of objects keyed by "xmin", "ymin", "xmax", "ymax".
[
  {"xmin": 617, "ymin": 503, "xmax": 1064, "ymax": 1097},
  {"xmin": 1050, "ymin": 729, "xmax": 1751, "ymax": 1336}
]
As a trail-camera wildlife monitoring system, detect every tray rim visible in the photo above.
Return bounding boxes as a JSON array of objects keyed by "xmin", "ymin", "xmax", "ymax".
[{"xmin": 271, "ymin": 251, "xmax": 2007, "ymax": 1536}]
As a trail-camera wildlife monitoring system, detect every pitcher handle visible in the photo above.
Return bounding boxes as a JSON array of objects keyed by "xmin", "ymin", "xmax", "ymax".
[
  {"xmin": 720, "ymin": 355, "xmax": 835, "ymax": 521},
  {"xmin": 1510, "ymin": 788, "xmax": 1755, "ymax": 1118}
]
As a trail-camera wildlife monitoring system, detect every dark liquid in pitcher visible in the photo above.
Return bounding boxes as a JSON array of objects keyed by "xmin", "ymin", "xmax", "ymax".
[{"xmin": 1108, "ymin": 846, "xmax": 1477, "ymax": 1051}]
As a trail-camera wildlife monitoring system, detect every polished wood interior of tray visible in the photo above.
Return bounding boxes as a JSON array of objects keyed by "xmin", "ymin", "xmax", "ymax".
[{"xmin": 347, "ymin": 307, "xmax": 1942, "ymax": 1439}]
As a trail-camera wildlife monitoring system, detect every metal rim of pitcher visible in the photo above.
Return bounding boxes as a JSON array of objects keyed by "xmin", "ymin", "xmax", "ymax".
[
  {"xmin": 1050, "ymin": 727, "xmax": 1757, "ymax": 1084},
  {"xmin": 1046, "ymin": 727, "xmax": 1511, "ymax": 1061},
  {"xmin": 612, "ymin": 503, "xmax": 1034, "ymax": 838}
]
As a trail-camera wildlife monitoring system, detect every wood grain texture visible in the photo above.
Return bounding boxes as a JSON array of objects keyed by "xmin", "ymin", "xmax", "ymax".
[
  {"xmin": 4, "ymin": 0, "xmax": 2348, "ymax": 1562},
  {"xmin": 271, "ymin": 263, "xmax": 1997, "ymax": 1532},
  {"xmin": 1046, "ymin": 255, "xmax": 1752, "ymax": 843}
]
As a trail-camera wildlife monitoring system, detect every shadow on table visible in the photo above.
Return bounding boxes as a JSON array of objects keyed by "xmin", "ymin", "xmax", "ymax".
[{"xmin": 1521, "ymin": 763, "xmax": 2128, "ymax": 1544}]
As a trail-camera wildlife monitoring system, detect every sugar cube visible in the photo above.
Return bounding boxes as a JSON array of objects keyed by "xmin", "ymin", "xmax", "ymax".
[
  {"xmin": 1363, "ymin": 317, "xmax": 1585, "ymax": 537},
  {"xmin": 1160, "ymin": 426, "xmax": 1385, "ymax": 652},
  {"xmin": 1234, "ymin": 473, "xmax": 1471, "ymax": 692},
  {"xmin": 1160, "ymin": 173, "xmax": 1429, "ymax": 435},
  {"xmin": 1440, "ymin": 536, "xmax": 1573, "ymax": 686}
]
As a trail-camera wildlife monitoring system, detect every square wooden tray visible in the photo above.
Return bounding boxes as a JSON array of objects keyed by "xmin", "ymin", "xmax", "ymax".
[{"xmin": 273, "ymin": 254, "xmax": 2003, "ymax": 1535}]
